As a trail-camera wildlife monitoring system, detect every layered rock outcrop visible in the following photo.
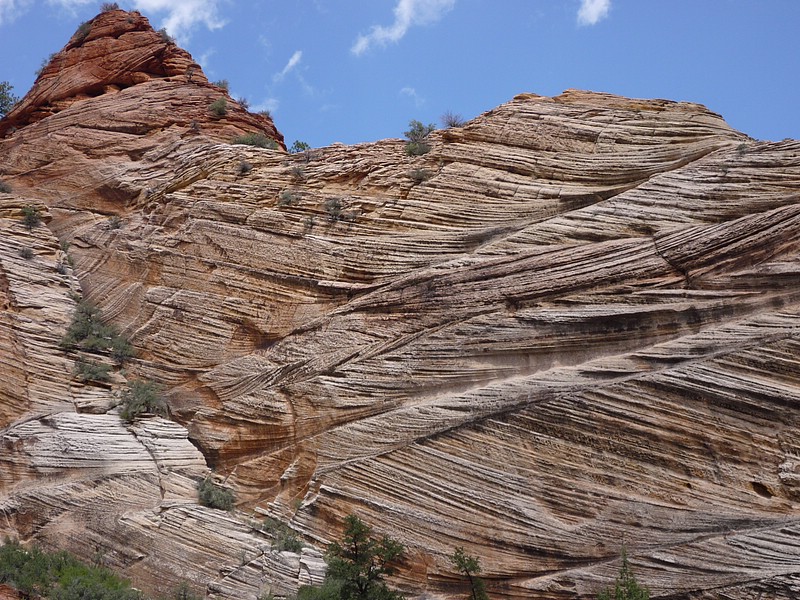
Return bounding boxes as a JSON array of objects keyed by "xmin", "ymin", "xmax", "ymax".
[{"xmin": 2, "ymin": 8, "xmax": 800, "ymax": 600}]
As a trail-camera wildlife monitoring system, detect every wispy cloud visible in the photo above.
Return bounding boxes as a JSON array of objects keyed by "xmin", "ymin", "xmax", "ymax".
[
  {"xmin": 132, "ymin": 0, "xmax": 225, "ymax": 40},
  {"xmin": 252, "ymin": 97, "xmax": 279, "ymax": 115},
  {"xmin": 400, "ymin": 86, "xmax": 424, "ymax": 108},
  {"xmin": 352, "ymin": 0, "xmax": 455, "ymax": 56},
  {"xmin": 0, "ymin": 0, "xmax": 33, "ymax": 26},
  {"xmin": 577, "ymin": 0, "xmax": 611, "ymax": 26},
  {"xmin": 47, "ymin": 0, "xmax": 226, "ymax": 40},
  {"xmin": 273, "ymin": 50, "xmax": 303, "ymax": 83}
]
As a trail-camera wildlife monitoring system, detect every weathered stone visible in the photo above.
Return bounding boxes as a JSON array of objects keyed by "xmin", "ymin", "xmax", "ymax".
[{"xmin": 2, "ymin": 8, "xmax": 800, "ymax": 600}]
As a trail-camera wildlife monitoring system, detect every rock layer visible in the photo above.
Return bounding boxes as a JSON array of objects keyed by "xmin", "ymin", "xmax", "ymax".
[{"xmin": 2, "ymin": 8, "xmax": 800, "ymax": 600}]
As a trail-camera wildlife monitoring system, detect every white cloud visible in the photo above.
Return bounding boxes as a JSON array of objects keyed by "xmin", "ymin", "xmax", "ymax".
[
  {"xmin": 352, "ymin": 0, "xmax": 455, "ymax": 56},
  {"xmin": 273, "ymin": 50, "xmax": 303, "ymax": 83},
  {"xmin": 577, "ymin": 0, "xmax": 611, "ymax": 26},
  {"xmin": 252, "ymin": 97, "xmax": 279, "ymax": 115},
  {"xmin": 0, "ymin": 0, "xmax": 33, "ymax": 25},
  {"xmin": 400, "ymin": 86, "xmax": 424, "ymax": 108},
  {"xmin": 132, "ymin": 0, "xmax": 226, "ymax": 40},
  {"xmin": 43, "ymin": 0, "xmax": 225, "ymax": 40}
]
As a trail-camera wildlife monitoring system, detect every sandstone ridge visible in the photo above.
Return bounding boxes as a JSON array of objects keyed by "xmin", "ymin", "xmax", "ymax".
[{"xmin": 2, "ymin": 8, "xmax": 800, "ymax": 600}]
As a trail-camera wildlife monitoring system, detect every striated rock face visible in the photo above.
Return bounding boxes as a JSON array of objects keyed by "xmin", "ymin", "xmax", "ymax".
[{"xmin": 3, "ymin": 9, "xmax": 800, "ymax": 600}]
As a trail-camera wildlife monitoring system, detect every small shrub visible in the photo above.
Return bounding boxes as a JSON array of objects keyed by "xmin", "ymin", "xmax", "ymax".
[
  {"xmin": 209, "ymin": 97, "xmax": 227, "ymax": 117},
  {"xmin": 19, "ymin": 247, "xmax": 33, "ymax": 259},
  {"xmin": 441, "ymin": 110, "xmax": 466, "ymax": 128},
  {"xmin": 22, "ymin": 205, "xmax": 40, "ymax": 230},
  {"xmin": 198, "ymin": 477, "xmax": 235, "ymax": 511},
  {"xmin": 0, "ymin": 81, "xmax": 19, "ymax": 117},
  {"xmin": 73, "ymin": 359, "xmax": 112, "ymax": 383},
  {"xmin": 0, "ymin": 539, "xmax": 140, "ymax": 600},
  {"xmin": 257, "ymin": 109, "xmax": 272, "ymax": 119},
  {"xmin": 212, "ymin": 79, "xmax": 229, "ymax": 91},
  {"xmin": 238, "ymin": 160, "xmax": 253, "ymax": 175},
  {"xmin": 119, "ymin": 379, "xmax": 166, "ymax": 421},
  {"xmin": 157, "ymin": 27, "xmax": 174, "ymax": 44},
  {"xmin": 100, "ymin": 2, "xmax": 119, "ymax": 12},
  {"xmin": 404, "ymin": 119, "xmax": 436, "ymax": 156},
  {"xmin": 278, "ymin": 190, "xmax": 299, "ymax": 207},
  {"xmin": 61, "ymin": 302, "xmax": 111, "ymax": 351},
  {"xmin": 107, "ymin": 215, "xmax": 122, "ymax": 229},
  {"xmin": 262, "ymin": 517, "xmax": 303, "ymax": 553},
  {"xmin": 74, "ymin": 21, "xmax": 92, "ymax": 43},
  {"xmin": 290, "ymin": 140, "xmax": 310, "ymax": 154},
  {"xmin": 290, "ymin": 166, "xmax": 305, "ymax": 180},
  {"xmin": 324, "ymin": 198, "xmax": 344, "ymax": 222},
  {"xmin": 408, "ymin": 168, "xmax": 432, "ymax": 183},
  {"xmin": 56, "ymin": 262, "xmax": 68, "ymax": 274},
  {"xmin": 0, "ymin": 180, "xmax": 11, "ymax": 193},
  {"xmin": 232, "ymin": 132, "xmax": 277, "ymax": 149},
  {"xmin": 237, "ymin": 97, "xmax": 250, "ymax": 110},
  {"xmin": 109, "ymin": 334, "xmax": 134, "ymax": 366},
  {"xmin": 170, "ymin": 581, "xmax": 203, "ymax": 600}
]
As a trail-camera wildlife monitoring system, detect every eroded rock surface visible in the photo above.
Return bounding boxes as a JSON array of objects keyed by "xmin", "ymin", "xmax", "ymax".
[{"xmin": 2, "ymin": 8, "xmax": 800, "ymax": 600}]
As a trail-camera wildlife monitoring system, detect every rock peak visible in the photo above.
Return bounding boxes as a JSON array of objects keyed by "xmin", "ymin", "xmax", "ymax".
[{"xmin": 0, "ymin": 8, "xmax": 283, "ymax": 147}]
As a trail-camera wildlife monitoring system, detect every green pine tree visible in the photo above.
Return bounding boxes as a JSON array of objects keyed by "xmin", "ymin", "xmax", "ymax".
[
  {"xmin": 598, "ymin": 549, "xmax": 649, "ymax": 600},
  {"xmin": 299, "ymin": 514, "xmax": 405, "ymax": 600},
  {"xmin": 450, "ymin": 546, "xmax": 489, "ymax": 600}
]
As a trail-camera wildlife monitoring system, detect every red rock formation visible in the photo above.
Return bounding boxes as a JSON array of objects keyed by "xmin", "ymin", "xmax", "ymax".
[{"xmin": 2, "ymin": 8, "xmax": 800, "ymax": 600}]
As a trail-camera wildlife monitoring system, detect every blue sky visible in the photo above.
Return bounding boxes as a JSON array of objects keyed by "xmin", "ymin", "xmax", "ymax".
[{"xmin": 1, "ymin": 0, "xmax": 798, "ymax": 148}]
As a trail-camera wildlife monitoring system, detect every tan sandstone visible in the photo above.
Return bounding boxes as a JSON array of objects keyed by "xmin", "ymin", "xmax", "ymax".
[{"xmin": 2, "ymin": 8, "xmax": 800, "ymax": 600}]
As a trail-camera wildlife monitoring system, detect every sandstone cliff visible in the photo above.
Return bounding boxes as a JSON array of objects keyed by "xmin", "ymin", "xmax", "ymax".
[{"xmin": 2, "ymin": 8, "xmax": 800, "ymax": 600}]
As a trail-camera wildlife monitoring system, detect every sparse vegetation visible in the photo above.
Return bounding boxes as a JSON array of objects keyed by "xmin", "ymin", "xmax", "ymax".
[
  {"xmin": 232, "ymin": 132, "xmax": 278, "ymax": 149},
  {"xmin": 0, "ymin": 539, "xmax": 140, "ymax": 600},
  {"xmin": 109, "ymin": 334, "xmax": 134, "ymax": 365},
  {"xmin": 0, "ymin": 180, "xmax": 11, "ymax": 193},
  {"xmin": 74, "ymin": 21, "xmax": 92, "ymax": 43},
  {"xmin": 298, "ymin": 514, "xmax": 405, "ymax": 600},
  {"xmin": 404, "ymin": 119, "xmax": 436, "ymax": 156},
  {"xmin": 73, "ymin": 359, "xmax": 112, "ymax": 383},
  {"xmin": 169, "ymin": 581, "xmax": 203, "ymax": 600},
  {"xmin": 278, "ymin": 190, "xmax": 300, "ymax": 206},
  {"xmin": 60, "ymin": 299, "xmax": 133, "ymax": 365},
  {"xmin": 209, "ymin": 97, "xmax": 228, "ymax": 117},
  {"xmin": 290, "ymin": 140, "xmax": 311, "ymax": 154},
  {"xmin": 324, "ymin": 198, "xmax": 344, "ymax": 222},
  {"xmin": 19, "ymin": 247, "xmax": 34, "ymax": 259},
  {"xmin": 107, "ymin": 215, "xmax": 122, "ymax": 229},
  {"xmin": 119, "ymin": 379, "xmax": 167, "ymax": 421},
  {"xmin": 597, "ymin": 549, "xmax": 649, "ymax": 600},
  {"xmin": 408, "ymin": 168, "xmax": 432, "ymax": 183},
  {"xmin": 451, "ymin": 547, "xmax": 488, "ymax": 600},
  {"xmin": 237, "ymin": 97, "xmax": 250, "ymax": 110},
  {"xmin": 212, "ymin": 79, "xmax": 229, "ymax": 91},
  {"xmin": 238, "ymin": 160, "xmax": 253, "ymax": 175},
  {"xmin": 35, "ymin": 53, "xmax": 57, "ymax": 77},
  {"xmin": 441, "ymin": 110, "xmax": 466, "ymax": 128},
  {"xmin": 100, "ymin": 2, "xmax": 119, "ymax": 12},
  {"xmin": 262, "ymin": 517, "xmax": 304, "ymax": 553},
  {"xmin": 157, "ymin": 27, "xmax": 174, "ymax": 44},
  {"xmin": 290, "ymin": 165, "xmax": 305, "ymax": 180},
  {"xmin": 197, "ymin": 477, "xmax": 235, "ymax": 511},
  {"xmin": 257, "ymin": 109, "xmax": 272, "ymax": 119},
  {"xmin": 0, "ymin": 80, "xmax": 19, "ymax": 117},
  {"xmin": 22, "ymin": 204, "xmax": 40, "ymax": 230}
]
